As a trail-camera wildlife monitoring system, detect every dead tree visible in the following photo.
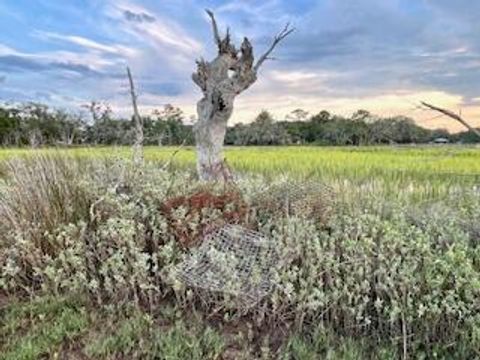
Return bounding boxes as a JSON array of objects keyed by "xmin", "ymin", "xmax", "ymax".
[
  {"xmin": 421, "ymin": 101, "xmax": 480, "ymax": 139},
  {"xmin": 127, "ymin": 66, "xmax": 144, "ymax": 166},
  {"xmin": 192, "ymin": 10, "xmax": 294, "ymax": 180}
]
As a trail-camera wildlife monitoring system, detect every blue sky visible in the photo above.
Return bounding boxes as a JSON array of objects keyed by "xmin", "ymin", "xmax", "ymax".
[{"xmin": 0, "ymin": 0, "xmax": 479, "ymax": 130}]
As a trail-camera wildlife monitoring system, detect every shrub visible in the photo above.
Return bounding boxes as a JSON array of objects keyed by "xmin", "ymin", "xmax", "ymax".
[
  {"xmin": 1, "ymin": 155, "xmax": 480, "ymax": 358},
  {"xmin": 266, "ymin": 197, "xmax": 480, "ymax": 357}
]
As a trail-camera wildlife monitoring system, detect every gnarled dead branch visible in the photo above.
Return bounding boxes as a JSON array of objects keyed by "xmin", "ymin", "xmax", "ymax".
[
  {"xmin": 254, "ymin": 23, "xmax": 295, "ymax": 72},
  {"xmin": 421, "ymin": 101, "xmax": 480, "ymax": 139}
]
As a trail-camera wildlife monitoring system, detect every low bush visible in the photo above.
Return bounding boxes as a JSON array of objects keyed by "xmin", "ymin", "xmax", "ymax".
[{"xmin": 1, "ymin": 155, "xmax": 479, "ymax": 358}]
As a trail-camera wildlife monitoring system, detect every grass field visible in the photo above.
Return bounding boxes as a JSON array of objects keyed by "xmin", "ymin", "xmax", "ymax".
[
  {"xmin": 1, "ymin": 145, "xmax": 480, "ymax": 180},
  {"xmin": 1, "ymin": 145, "xmax": 479, "ymax": 200}
]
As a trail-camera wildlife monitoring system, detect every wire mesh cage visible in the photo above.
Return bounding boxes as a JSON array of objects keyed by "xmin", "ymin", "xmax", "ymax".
[
  {"xmin": 253, "ymin": 180, "xmax": 334, "ymax": 223},
  {"xmin": 175, "ymin": 224, "xmax": 278, "ymax": 307}
]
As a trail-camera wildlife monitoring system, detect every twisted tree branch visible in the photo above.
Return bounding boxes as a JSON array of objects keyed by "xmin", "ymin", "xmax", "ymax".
[
  {"xmin": 254, "ymin": 23, "xmax": 295, "ymax": 72},
  {"xmin": 421, "ymin": 101, "xmax": 480, "ymax": 139},
  {"xmin": 206, "ymin": 9, "xmax": 221, "ymax": 47}
]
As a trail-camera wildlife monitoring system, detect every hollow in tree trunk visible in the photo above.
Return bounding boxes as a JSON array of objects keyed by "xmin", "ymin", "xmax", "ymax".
[{"xmin": 192, "ymin": 10, "xmax": 293, "ymax": 181}]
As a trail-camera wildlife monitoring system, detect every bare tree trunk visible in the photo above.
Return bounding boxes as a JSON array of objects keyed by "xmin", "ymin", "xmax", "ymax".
[
  {"xmin": 67, "ymin": 133, "xmax": 74, "ymax": 146},
  {"xmin": 127, "ymin": 66, "xmax": 144, "ymax": 166},
  {"xmin": 192, "ymin": 10, "xmax": 293, "ymax": 181},
  {"xmin": 194, "ymin": 85, "xmax": 235, "ymax": 180},
  {"xmin": 421, "ymin": 101, "xmax": 480, "ymax": 139},
  {"xmin": 29, "ymin": 130, "xmax": 42, "ymax": 148},
  {"xmin": 61, "ymin": 129, "xmax": 75, "ymax": 146}
]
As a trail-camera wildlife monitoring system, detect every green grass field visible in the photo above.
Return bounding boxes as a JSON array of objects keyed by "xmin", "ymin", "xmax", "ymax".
[
  {"xmin": 2, "ymin": 145, "xmax": 479, "ymax": 201},
  {"xmin": 1, "ymin": 145, "xmax": 480, "ymax": 179}
]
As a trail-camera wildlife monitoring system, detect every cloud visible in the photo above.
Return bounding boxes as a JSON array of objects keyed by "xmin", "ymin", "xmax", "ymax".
[
  {"xmin": 0, "ymin": 85, "xmax": 85, "ymax": 108},
  {"xmin": 53, "ymin": 61, "xmax": 104, "ymax": 76},
  {"xmin": 142, "ymin": 81, "xmax": 183, "ymax": 96},
  {"xmin": 34, "ymin": 31, "xmax": 136, "ymax": 57},
  {"xmin": 233, "ymin": 0, "xmax": 480, "ymax": 115},
  {"xmin": 0, "ymin": 52, "xmax": 116, "ymax": 79},
  {"xmin": 0, "ymin": 75, "xmax": 5, "ymax": 83},
  {"xmin": 123, "ymin": 9, "xmax": 155, "ymax": 23},
  {"xmin": 0, "ymin": 55, "xmax": 45, "ymax": 72},
  {"xmin": 1, "ymin": 0, "xmax": 479, "ymax": 132},
  {"xmin": 105, "ymin": 2, "xmax": 202, "ymax": 57},
  {"xmin": 0, "ymin": 40, "xmax": 128, "ymax": 80}
]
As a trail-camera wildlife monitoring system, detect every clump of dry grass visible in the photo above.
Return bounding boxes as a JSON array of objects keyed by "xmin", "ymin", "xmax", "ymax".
[{"xmin": 0, "ymin": 155, "xmax": 93, "ymax": 254}]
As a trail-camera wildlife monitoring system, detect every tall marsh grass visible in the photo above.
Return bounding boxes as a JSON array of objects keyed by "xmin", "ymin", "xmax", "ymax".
[{"xmin": 0, "ymin": 156, "xmax": 94, "ymax": 252}]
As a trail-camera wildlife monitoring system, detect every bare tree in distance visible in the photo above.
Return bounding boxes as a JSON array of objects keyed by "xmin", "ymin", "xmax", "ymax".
[
  {"xmin": 192, "ymin": 9, "xmax": 294, "ymax": 181},
  {"xmin": 421, "ymin": 101, "xmax": 480, "ymax": 139},
  {"xmin": 127, "ymin": 66, "xmax": 144, "ymax": 166},
  {"xmin": 81, "ymin": 100, "xmax": 112, "ymax": 124}
]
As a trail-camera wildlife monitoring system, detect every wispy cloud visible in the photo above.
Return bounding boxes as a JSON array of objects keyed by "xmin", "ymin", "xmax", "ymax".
[
  {"xmin": 123, "ymin": 9, "xmax": 155, "ymax": 23},
  {"xmin": 33, "ymin": 31, "xmax": 137, "ymax": 57},
  {"xmin": 105, "ymin": 1, "xmax": 202, "ymax": 56},
  {"xmin": 0, "ymin": 44, "xmax": 121, "ymax": 78}
]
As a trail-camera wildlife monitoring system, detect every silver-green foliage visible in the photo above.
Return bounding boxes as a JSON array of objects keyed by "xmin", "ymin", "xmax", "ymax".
[
  {"xmin": 1, "ymin": 155, "xmax": 479, "ymax": 357},
  {"xmin": 266, "ymin": 194, "xmax": 480, "ymax": 356}
]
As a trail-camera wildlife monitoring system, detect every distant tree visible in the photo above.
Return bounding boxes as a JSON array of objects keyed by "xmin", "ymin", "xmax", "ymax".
[
  {"xmin": 0, "ymin": 106, "xmax": 20, "ymax": 145},
  {"xmin": 17, "ymin": 103, "xmax": 58, "ymax": 147},
  {"xmin": 82, "ymin": 101, "xmax": 132, "ymax": 145},
  {"xmin": 351, "ymin": 109, "xmax": 374, "ymax": 122},
  {"xmin": 452, "ymin": 130, "xmax": 480, "ymax": 144},
  {"xmin": 235, "ymin": 110, "xmax": 291, "ymax": 145},
  {"xmin": 308, "ymin": 110, "xmax": 332, "ymax": 143},
  {"xmin": 311, "ymin": 110, "xmax": 331, "ymax": 124},
  {"xmin": 82, "ymin": 101, "xmax": 112, "ymax": 124},
  {"xmin": 251, "ymin": 110, "xmax": 276, "ymax": 144},
  {"xmin": 150, "ymin": 104, "xmax": 192, "ymax": 145},
  {"xmin": 286, "ymin": 108, "xmax": 309, "ymax": 122},
  {"xmin": 0, "ymin": 102, "xmax": 469, "ymax": 147},
  {"xmin": 54, "ymin": 110, "xmax": 85, "ymax": 146}
]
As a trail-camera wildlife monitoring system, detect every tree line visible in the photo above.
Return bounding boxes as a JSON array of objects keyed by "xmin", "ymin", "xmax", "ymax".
[{"xmin": 0, "ymin": 102, "xmax": 477, "ymax": 147}]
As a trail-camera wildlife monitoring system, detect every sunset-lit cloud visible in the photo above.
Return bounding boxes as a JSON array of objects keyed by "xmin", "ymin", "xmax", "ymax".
[{"xmin": 0, "ymin": 0, "xmax": 479, "ymax": 132}]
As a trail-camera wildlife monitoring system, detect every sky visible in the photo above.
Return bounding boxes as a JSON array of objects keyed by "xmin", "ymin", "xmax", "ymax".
[{"xmin": 0, "ymin": 0, "xmax": 479, "ymax": 132}]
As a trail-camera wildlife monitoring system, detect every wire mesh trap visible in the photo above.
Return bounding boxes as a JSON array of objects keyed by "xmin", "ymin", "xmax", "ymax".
[
  {"xmin": 253, "ymin": 180, "xmax": 334, "ymax": 222},
  {"xmin": 175, "ymin": 224, "xmax": 279, "ymax": 307}
]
